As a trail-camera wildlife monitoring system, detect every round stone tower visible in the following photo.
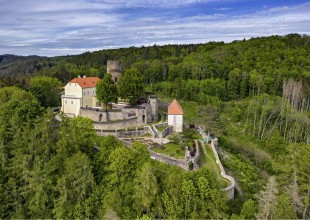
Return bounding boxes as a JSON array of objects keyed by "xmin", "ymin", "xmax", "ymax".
[
  {"xmin": 149, "ymin": 96, "xmax": 158, "ymax": 122},
  {"xmin": 107, "ymin": 60, "xmax": 122, "ymax": 83}
]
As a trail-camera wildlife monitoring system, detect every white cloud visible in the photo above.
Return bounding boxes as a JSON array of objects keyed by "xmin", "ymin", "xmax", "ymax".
[{"xmin": 0, "ymin": 0, "xmax": 309, "ymax": 56}]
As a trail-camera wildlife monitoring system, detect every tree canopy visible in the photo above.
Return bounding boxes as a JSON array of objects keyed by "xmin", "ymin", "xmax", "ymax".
[
  {"xmin": 96, "ymin": 73, "xmax": 118, "ymax": 109},
  {"xmin": 119, "ymin": 68, "xmax": 145, "ymax": 105}
]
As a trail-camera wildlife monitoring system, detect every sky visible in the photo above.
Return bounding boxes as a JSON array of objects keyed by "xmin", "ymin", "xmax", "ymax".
[{"xmin": 0, "ymin": 0, "xmax": 309, "ymax": 57}]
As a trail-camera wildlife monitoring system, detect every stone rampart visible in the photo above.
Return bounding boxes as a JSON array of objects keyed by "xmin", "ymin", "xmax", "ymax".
[
  {"xmin": 192, "ymin": 140, "xmax": 200, "ymax": 164},
  {"xmin": 96, "ymin": 127, "xmax": 146, "ymax": 137},
  {"xmin": 158, "ymin": 101, "xmax": 169, "ymax": 109},
  {"xmin": 153, "ymin": 122, "xmax": 171, "ymax": 138},
  {"xmin": 80, "ymin": 108, "xmax": 124, "ymax": 122},
  {"xmin": 117, "ymin": 128, "xmax": 146, "ymax": 137},
  {"xmin": 149, "ymin": 148, "xmax": 189, "ymax": 170},
  {"xmin": 146, "ymin": 125, "xmax": 156, "ymax": 138},
  {"xmin": 152, "ymin": 124, "xmax": 160, "ymax": 137},
  {"xmin": 211, "ymin": 138, "xmax": 235, "ymax": 200},
  {"xmin": 161, "ymin": 126, "xmax": 172, "ymax": 138},
  {"xmin": 148, "ymin": 139, "xmax": 200, "ymax": 171},
  {"xmin": 93, "ymin": 117, "xmax": 138, "ymax": 130}
]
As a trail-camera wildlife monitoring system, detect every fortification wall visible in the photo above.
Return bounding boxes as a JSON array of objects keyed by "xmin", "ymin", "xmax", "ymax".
[
  {"xmin": 93, "ymin": 117, "xmax": 138, "ymax": 130},
  {"xmin": 80, "ymin": 108, "xmax": 124, "ymax": 121},
  {"xmin": 148, "ymin": 140, "xmax": 200, "ymax": 171},
  {"xmin": 158, "ymin": 101, "xmax": 169, "ymax": 109},
  {"xmin": 149, "ymin": 149, "xmax": 189, "ymax": 170},
  {"xmin": 210, "ymin": 138, "xmax": 235, "ymax": 200},
  {"xmin": 192, "ymin": 140, "xmax": 200, "ymax": 164},
  {"xmin": 153, "ymin": 122, "xmax": 171, "ymax": 138},
  {"xmin": 161, "ymin": 126, "xmax": 171, "ymax": 138}
]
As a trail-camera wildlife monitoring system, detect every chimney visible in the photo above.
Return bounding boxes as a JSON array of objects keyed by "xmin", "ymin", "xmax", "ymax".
[
  {"xmin": 78, "ymin": 75, "xmax": 81, "ymax": 78},
  {"xmin": 83, "ymin": 75, "xmax": 86, "ymax": 78}
]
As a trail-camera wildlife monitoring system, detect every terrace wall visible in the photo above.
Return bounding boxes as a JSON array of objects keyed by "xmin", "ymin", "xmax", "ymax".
[{"xmin": 210, "ymin": 138, "xmax": 235, "ymax": 200}]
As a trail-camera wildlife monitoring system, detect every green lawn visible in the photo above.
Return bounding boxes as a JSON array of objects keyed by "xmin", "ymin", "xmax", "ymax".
[
  {"xmin": 152, "ymin": 142, "xmax": 185, "ymax": 159},
  {"xmin": 157, "ymin": 125, "xmax": 169, "ymax": 132},
  {"xmin": 199, "ymin": 142, "xmax": 229, "ymax": 188}
]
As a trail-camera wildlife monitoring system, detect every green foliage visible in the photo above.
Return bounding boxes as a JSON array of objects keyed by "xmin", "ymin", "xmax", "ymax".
[
  {"xmin": 1, "ymin": 34, "xmax": 310, "ymax": 219},
  {"xmin": 53, "ymin": 152, "xmax": 95, "ymax": 219},
  {"xmin": 29, "ymin": 76, "xmax": 62, "ymax": 108},
  {"xmin": 240, "ymin": 199, "xmax": 258, "ymax": 219},
  {"xmin": 119, "ymin": 68, "xmax": 145, "ymax": 104},
  {"xmin": 96, "ymin": 73, "xmax": 118, "ymax": 109},
  {"xmin": 134, "ymin": 162, "xmax": 158, "ymax": 214}
]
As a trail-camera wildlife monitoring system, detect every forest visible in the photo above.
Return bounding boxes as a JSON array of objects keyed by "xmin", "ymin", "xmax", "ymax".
[{"xmin": 0, "ymin": 33, "xmax": 309, "ymax": 218}]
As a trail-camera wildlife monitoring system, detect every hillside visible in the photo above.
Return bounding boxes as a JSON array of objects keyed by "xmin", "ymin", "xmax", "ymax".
[{"xmin": 0, "ymin": 33, "xmax": 309, "ymax": 219}]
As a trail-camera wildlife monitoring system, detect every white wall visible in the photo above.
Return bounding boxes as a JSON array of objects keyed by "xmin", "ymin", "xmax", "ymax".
[
  {"xmin": 62, "ymin": 83, "xmax": 97, "ymax": 116},
  {"xmin": 82, "ymin": 87, "xmax": 96, "ymax": 108},
  {"xmin": 62, "ymin": 97, "xmax": 81, "ymax": 116},
  {"xmin": 64, "ymin": 83, "xmax": 82, "ymax": 97},
  {"xmin": 168, "ymin": 114, "xmax": 183, "ymax": 132}
]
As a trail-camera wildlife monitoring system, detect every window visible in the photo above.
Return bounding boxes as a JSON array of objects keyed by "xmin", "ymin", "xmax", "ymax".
[
  {"xmin": 87, "ymin": 91, "xmax": 89, "ymax": 95},
  {"xmin": 71, "ymin": 101, "xmax": 73, "ymax": 104},
  {"xmin": 65, "ymin": 100, "xmax": 67, "ymax": 104},
  {"xmin": 84, "ymin": 91, "xmax": 85, "ymax": 96},
  {"xmin": 115, "ymin": 77, "xmax": 118, "ymax": 82}
]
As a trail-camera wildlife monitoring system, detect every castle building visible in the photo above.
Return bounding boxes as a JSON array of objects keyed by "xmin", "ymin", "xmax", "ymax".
[
  {"xmin": 167, "ymin": 99, "xmax": 184, "ymax": 132},
  {"xmin": 107, "ymin": 60, "xmax": 122, "ymax": 83},
  {"xmin": 61, "ymin": 76, "xmax": 100, "ymax": 117}
]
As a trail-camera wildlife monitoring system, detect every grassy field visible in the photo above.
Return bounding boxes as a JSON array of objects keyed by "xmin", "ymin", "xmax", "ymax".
[
  {"xmin": 157, "ymin": 125, "xmax": 169, "ymax": 132},
  {"xmin": 152, "ymin": 142, "xmax": 185, "ymax": 159},
  {"xmin": 199, "ymin": 142, "xmax": 229, "ymax": 188}
]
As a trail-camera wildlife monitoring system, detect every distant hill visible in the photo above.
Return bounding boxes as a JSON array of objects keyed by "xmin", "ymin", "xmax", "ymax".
[{"xmin": 0, "ymin": 54, "xmax": 46, "ymax": 77}]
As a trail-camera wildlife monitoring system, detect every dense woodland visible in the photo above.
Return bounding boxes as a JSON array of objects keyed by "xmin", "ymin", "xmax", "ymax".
[{"xmin": 0, "ymin": 34, "xmax": 309, "ymax": 218}]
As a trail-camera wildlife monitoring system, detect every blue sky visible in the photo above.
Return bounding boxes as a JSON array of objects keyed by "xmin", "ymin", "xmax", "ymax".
[{"xmin": 0, "ymin": 0, "xmax": 309, "ymax": 56}]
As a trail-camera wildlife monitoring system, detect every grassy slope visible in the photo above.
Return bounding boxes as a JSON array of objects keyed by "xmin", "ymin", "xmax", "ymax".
[
  {"xmin": 199, "ymin": 143, "xmax": 230, "ymax": 188},
  {"xmin": 152, "ymin": 143, "xmax": 185, "ymax": 159}
]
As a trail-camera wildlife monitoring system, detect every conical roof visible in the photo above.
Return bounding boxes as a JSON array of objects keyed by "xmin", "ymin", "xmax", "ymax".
[{"xmin": 167, "ymin": 99, "xmax": 184, "ymax": 115}]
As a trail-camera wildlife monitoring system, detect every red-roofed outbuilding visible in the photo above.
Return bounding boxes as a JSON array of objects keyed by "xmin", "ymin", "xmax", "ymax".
[{"xmin": 167, "ymin": 99, "xmax": 184, "ymax": 132}]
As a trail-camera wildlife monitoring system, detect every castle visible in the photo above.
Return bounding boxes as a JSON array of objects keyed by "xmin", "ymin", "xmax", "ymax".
[{"xmin": 61, "ymin": 61, "xmax": 163, "ymax": 131}]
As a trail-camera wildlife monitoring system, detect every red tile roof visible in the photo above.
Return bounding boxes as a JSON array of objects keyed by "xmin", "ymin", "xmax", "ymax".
[
  {"xmin": 168, "ymin": 99, "xmax": 184, "ymax": 115},
  {"xmin": 69, "ymin": 77, "xmax": 100, "ymax": 88}
]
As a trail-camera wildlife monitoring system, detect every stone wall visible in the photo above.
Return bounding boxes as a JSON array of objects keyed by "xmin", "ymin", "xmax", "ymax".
[
  {"xmin": 158, "ymin": 101, "xmax": 169, "ymax": 110},
  {"xmin": 210, "ymin": 138, "xmax": 235, "ymax": 200},
  {"xmin": 152, "ymin": 124, "xmax": 160, "ymax": 137},
  {"xmin": 161, "ymin": 126, "xmax": 172, "ymax": 138},
  {"xmin": 148, "ymin": 140, "xmax": 200, "ymax": 171},
  {"xmin": 192, "ymin": 140, "xmax": 200, "ymax": 167},
  {"xmin": 153, "ymin": 123, "xmax": 172, "ymax": 138},
  {"xmin": 80, "ymin": 108, "xmax": 124, "ymax": 122},
  {"xmin": 146, "ymin": 125, "xmax": 156, "ymax": 138},
  {"xmin": 149, "ymin": 149, "xmax": 190, "ymax": 170},
  {"xmin": 107, "ymin": 60, "xmax": 121, "ymax": 83},
  {"xmin": 96, "ymin": 127, "xmax": 147, "ymax": 137},
  {"xmin": 117, "ymin": 128, "xmax": 147, "ymax": 137},
  {"xmin": 149, "ymin": 97, "xmax": 159, "ymax": 122},
  {"xmin": 93, "ymin": 117, "xmax": 138, "ymax": 130}
]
